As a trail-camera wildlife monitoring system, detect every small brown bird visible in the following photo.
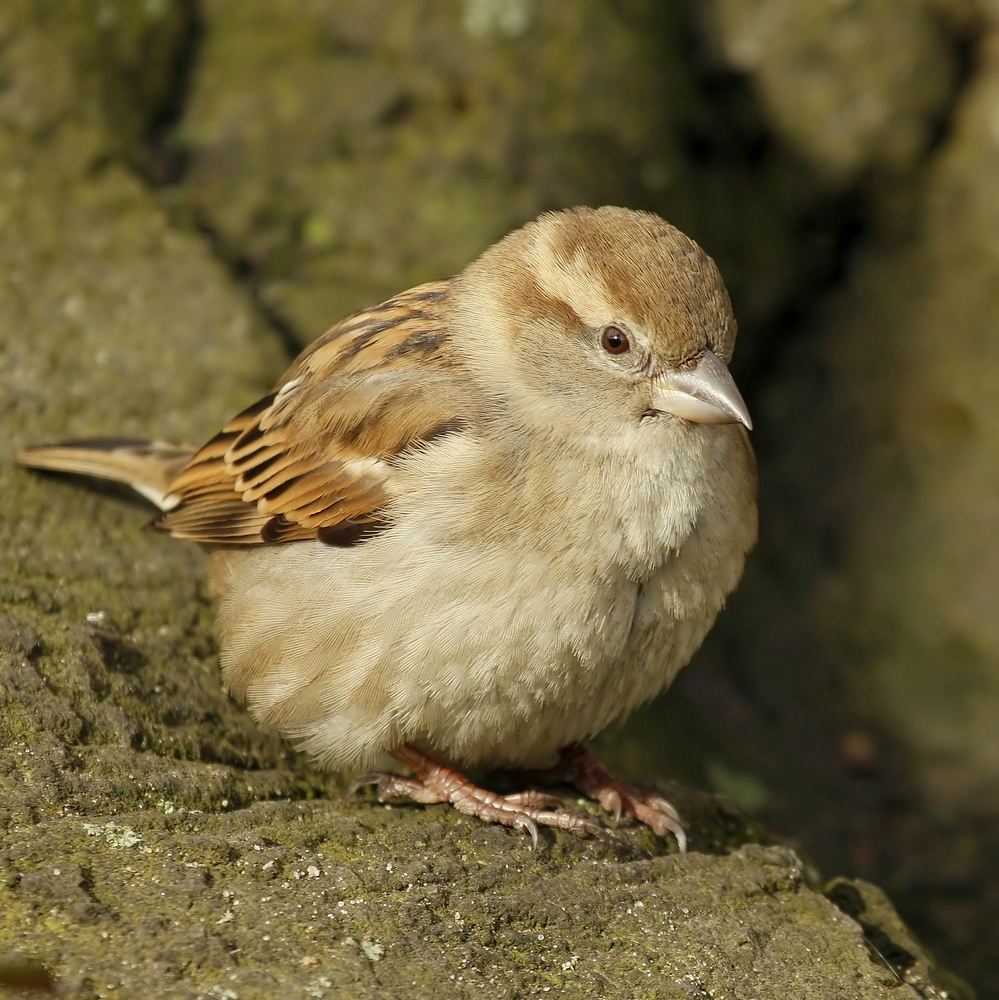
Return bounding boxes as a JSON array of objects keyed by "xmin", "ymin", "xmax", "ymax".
[{"xmin": 19, "ymin": 206, "xmax": 756, "ymax": 849}]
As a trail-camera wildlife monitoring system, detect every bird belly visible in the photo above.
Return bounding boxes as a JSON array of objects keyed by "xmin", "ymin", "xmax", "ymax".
[{"xmin": 210, "ymin": 523, "xmax": 729, "ymax": 773}]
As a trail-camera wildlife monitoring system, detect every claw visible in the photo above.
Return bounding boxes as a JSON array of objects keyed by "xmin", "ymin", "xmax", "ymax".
[
  {"xmin": 351, "ymin": 745, "xmax": 603, "ymax": 846},
  {"xmin": 346, "ymin": 771, "xmax": 444, "ymax": 806},
  {"xmin": 516, "ymin": 743, "xmax": 688, "ymax": 851},
  {"xmin": 348, "ymin": 745, "xmax": 685, "ymax": 849},
  {"xmin": 600, "ymin": 788, "xmax": 623, "ymax": 825},
  {"xmin": 631, "ymin": 794, "xmax": 687, "ymax": 851},
  {"xmin": 514, "ymin": 815, "xmax": 540, "ymax": 850},
  {"xmin": 345, "ymin": 772, "xmax": 384, "ymax": 799}
]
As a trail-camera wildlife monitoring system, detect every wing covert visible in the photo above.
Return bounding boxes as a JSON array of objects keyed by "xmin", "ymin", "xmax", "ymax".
[{"xmin": 156, "ymin": 280, "xmax": 467, "ymax": 545}]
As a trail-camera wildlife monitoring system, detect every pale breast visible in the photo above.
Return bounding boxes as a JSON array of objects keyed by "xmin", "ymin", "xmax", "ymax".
[{"xmin": 210, "ymin": 423, "xmax": 755, "ymax": 771}]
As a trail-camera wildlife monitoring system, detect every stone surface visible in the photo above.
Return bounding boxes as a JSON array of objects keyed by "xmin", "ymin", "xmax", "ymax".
[
  {"xmin": 0, "ymin": 0, "xmax": 308, "ymax": 835},
  {"xmin": 807, "ymin": 38, "xmax": 999, "ymax": 809},
  {"xmin": 764, "ymin": 28, "xmax": 999, "ymax": 990},
  {"xmin": 0, "ymin": 808, "xmax": 961, "ymax": 1000},
  {"xmin": 176, "ymin": 0, "xmax": 842, "ymax": 363},
  {"xmin": 704, "ymin": 0, "xmax": 958, "ymax": 182}
]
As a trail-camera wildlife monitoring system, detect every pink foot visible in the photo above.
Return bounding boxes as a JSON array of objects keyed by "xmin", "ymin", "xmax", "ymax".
[
  {"xmin": 348, "ymin": 744, "xmax": 604, "ymax": 848},
  {"xmin": 520, "ymin": 743, "xmax": 687, "ymax": 851}
]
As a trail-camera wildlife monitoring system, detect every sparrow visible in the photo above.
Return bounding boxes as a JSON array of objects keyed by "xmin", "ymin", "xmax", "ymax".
[{"xmin": 18, "ymin": 206, "xmax": 757, "ymax": 849}]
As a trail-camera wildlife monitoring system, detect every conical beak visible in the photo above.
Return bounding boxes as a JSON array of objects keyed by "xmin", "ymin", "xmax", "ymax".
[{"xmin": 651, "ymin": 349, "xmax": 752, "ymax": 430}]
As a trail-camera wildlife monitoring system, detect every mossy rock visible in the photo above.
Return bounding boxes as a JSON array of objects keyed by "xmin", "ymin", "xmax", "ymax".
[
  {"xmin": 176, "ymin": 0, "xmax": 835, "ymax": 357},
  {"xmin": 0, "ymin": 795, "xmax": 972, "ymax": 999}
]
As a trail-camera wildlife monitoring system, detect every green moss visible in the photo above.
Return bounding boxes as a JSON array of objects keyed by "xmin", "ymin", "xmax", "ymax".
[{"xmin": 0, "ymin": 804, "xmax": 960, "ymax": 998}]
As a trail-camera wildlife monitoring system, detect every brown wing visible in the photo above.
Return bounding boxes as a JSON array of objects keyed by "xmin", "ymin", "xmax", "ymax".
[{"xmin": 156, "ymin": 280, "xmax": 468, "ymax": 546}]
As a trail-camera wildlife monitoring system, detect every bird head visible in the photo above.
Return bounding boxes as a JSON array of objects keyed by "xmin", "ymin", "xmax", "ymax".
[{"xmin": 450, "ymin": 205, "xmax": 751, "ymax": 441}]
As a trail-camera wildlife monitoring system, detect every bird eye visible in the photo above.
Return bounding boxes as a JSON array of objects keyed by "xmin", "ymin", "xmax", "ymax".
[{"xmin": 601, "ymin": 326, "xmax": 630, "ymax": 355}]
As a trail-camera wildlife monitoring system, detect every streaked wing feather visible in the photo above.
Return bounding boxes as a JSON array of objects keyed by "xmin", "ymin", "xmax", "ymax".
[{"xmin": 155, "ymin": 280, "xmax": 466, "ymax": 546}]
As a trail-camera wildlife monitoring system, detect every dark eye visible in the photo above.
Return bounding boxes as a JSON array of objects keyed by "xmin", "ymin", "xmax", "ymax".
[{"xmin": 601, "ymin": 326, "xmax": 630, "ymax": 355}]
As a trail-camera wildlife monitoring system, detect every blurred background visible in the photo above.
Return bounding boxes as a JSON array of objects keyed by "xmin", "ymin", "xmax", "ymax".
[{"xmin": 3, "ymin": 0, "xmax": 998, "ymax": 992}]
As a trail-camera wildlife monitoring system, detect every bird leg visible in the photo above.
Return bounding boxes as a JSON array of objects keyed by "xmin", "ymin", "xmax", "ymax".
[
  {"xmin": 348, "ymin": 744, "xmax": 604, "ymax": 848},
  {"xmin": 516, "ymin": 742, "xmax": 687, "ymax": 852}
]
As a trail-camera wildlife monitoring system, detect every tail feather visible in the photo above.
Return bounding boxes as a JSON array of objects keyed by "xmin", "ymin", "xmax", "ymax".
[{"xmin": 17, "ymin": 438, "xmax": 196, "ymax": 511}]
